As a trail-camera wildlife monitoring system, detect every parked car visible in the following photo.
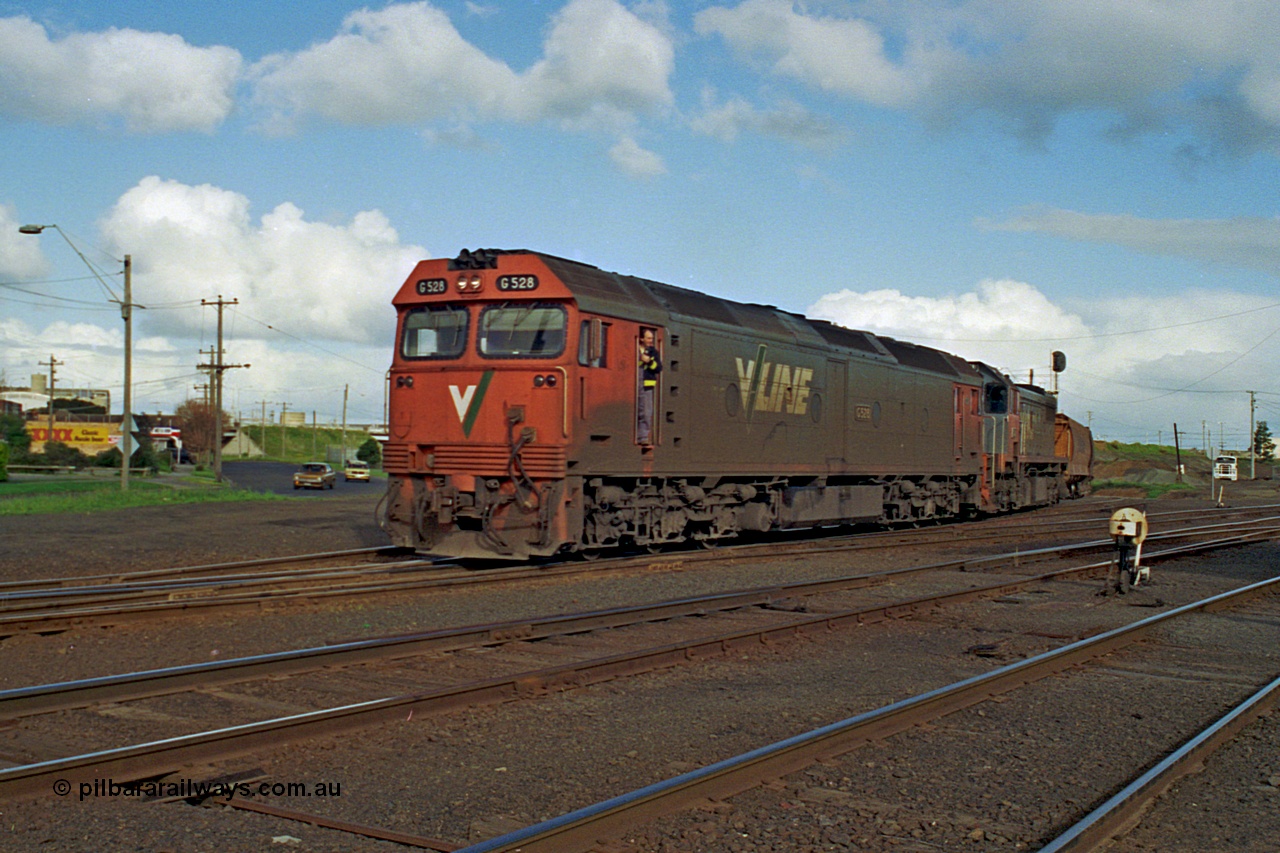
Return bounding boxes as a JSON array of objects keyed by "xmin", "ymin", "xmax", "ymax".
[
  {"xmin": 293, "ymin": 462, "xmax": 336, "ymax": 490},
  {"xmin": 344, "ymin": 460, "xmax": 371, "ymax": 481}
]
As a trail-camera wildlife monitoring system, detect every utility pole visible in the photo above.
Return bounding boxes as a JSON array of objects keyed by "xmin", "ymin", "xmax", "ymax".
[
  {"xmin": 1249, "ymin": 390, "xmax": 1257, "ymax": 480},
  {"xmin": 121, "ymin": 255, "xmax": 133, "ymax": 491},
  {"xmin": 259, "ymin": 399, "xmax": 268, "ymax": 458},
  {"xmin": 1173, "ymin": 422, "xmax": 1183, "ymax": 483},
  {"xmin": 198, "ymin": 296, "xmax": 245, "ymax": 483},
  {"xmin": 341, "ymin": 384, "xmax": 349, "ymax": 462},
  {"xmin": 39, "ymin": 354, "xmax": 61, "ymax": 445},
  {"xmin": 280, "ymin": 401, "xmax": 288, "ymax": 457}
]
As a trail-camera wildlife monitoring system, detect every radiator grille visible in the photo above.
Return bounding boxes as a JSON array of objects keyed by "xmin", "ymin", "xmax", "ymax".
[
  {"xmin": 433, "ymin": 445, "xmax": 566, "ymax": 478},
  {"xmin": 383, "ymin": 444, "xmax": 411, "ymax": 472},
  {"xmin": 384, "ymin": 443, "xmax": 567, "ymax": 478}
]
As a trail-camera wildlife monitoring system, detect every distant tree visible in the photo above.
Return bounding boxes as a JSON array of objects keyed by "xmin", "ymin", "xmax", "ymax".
[
  {"xmin": 1254, "ymin": 421, "xmax": 1276, "ymax": 459},
  {"xmin": 0, "ymin": 440, "xmax": 8, "ymax": 481},
  {"xmin": 0, "ymin": 413, "xmax": 31, "ymax": 456},
  {"xmin": 41, "ymin": 441, "xmax": 90, "ymax": 468},
  {"xmin": 356, "ymin": 437, "xmax": 382, "ymax": 467},
  {"xmin": 174, "ymin": 399, "xmax": 230, "ymax": 464},
  {"xmin": 94, "ymin": 437, "xmax": 166, "ymax": 472}
]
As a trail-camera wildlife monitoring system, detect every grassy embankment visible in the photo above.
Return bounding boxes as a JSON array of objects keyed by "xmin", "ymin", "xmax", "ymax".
[
  {"xmin": 1, "ymin": 424, "xmax": 383, "ymax": 515},
  {"xmin": 0, "ymin": 470, "xmax": 282, "ymax": 516},
  {"xmin": 1088, "ymin": 440, "xmax": 1277, "ymax": 499},
  {"xmin": 232, "ymin": 423, "xmax": 378, "ymax": 465}
]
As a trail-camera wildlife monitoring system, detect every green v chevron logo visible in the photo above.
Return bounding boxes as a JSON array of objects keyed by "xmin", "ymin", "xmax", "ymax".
[{"xmin": 449, "ymin": 370, "xmax": 494, "ymax": 437}]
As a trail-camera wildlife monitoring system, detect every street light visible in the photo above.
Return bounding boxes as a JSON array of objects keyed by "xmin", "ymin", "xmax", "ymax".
[{"xmin": 19, "ymin": 224, "xmax": 139, "ymax": 490}]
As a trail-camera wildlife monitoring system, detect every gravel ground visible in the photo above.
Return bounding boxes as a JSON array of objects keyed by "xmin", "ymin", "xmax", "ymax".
[{"xmin": 0, "ymin": 495, "xmax": 1277, "ymax": 852}]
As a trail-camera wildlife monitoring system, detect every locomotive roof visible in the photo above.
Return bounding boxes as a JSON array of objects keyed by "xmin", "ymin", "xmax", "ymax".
[{"xmin": 443, "ymin": 249, "xmax": 1004, "ymax": 383}]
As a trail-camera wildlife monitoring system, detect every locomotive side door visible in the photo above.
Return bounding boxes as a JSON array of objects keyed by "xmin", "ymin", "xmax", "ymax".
[
  {"xmin": 954, "ymin": 385, "xmax": 981, "ymax": 462},
  {"xmin": 636, "ymin": 326, "xmax": 663, "ymax": 447}
]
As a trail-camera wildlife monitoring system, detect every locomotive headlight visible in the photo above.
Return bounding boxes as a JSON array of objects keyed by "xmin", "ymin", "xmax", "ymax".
[
  {"xmin": 456, "ymin": 274, "xmax": 483, "ymax": 293},
  {"xmin": 533, "ymin": 375, "xmax": 545, "ymax": 387},
  {"xmin": 544, "ymin": 373, "xmax": 557, "ymax": 387}
]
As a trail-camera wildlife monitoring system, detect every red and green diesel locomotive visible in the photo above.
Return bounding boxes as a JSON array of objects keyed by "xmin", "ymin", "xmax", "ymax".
[{"xmin": 379, "ymin": 249, "xmax": 1092, "ymax": 559}]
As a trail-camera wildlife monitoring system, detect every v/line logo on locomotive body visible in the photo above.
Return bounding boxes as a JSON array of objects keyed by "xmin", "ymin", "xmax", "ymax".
[
  {"xmin": 382, "ymin": 249, "xmax": 1092, "ymax": 560},
  {"xmin": 445, "ymin": 349, "xmax": 819, "ymax": 432},
  {"xmin": 736, "ymin": 344, "xmax": 816, "ymax": 418}
]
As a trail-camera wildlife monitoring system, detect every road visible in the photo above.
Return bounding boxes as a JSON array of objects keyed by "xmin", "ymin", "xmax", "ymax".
[{"xmin": 222, "ymin": 460, "xmax": 385, "ymax": 497}]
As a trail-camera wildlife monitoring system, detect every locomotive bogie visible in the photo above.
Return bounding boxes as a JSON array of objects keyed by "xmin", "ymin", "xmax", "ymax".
[{"xmin": 379, "ymin": 250, "xmax": 1093, "ymax": 560}]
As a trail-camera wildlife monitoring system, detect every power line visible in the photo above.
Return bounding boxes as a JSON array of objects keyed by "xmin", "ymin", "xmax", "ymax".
[{"xmin": 230, "ymin": 307, "xmax": 385, "ymax": 374}]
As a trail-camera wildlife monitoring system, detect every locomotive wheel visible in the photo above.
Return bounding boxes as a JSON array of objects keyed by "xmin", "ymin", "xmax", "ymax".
[{"xmin": 578, "ymin": 548, "xmax": 602, "ymax": 562}]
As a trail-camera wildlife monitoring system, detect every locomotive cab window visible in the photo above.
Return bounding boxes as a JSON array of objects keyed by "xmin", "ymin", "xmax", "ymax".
[
  {"xmin": 402, "ymin": 305, "xmax": 468, "ymax": 359},
  {"xmin": 984, "ymin": 383, "xmax": 1008, "ymax": 414},
  {"xmin": 578, "ymin": 319, "xmax": 609, "ymax": 367},
  {"xmin": 478, "ymin": 303, "xmax": 567, "ymax": 358}
]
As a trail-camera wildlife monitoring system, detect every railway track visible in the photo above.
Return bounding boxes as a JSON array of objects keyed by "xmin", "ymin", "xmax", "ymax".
[
  {"xmin": 2, "ymin": 501, "xmax": 1278, "ymax": 636},
  {"xmin": 459, "ymin": 577, "xmax": 1280, "ymax": 852},
  {"xmin": 3, "ymin": 512, "xmax": 1279, "ymax": 723},
  {"xmin": 1, "ymin": 514, "xmax": 1277, "ymax": 842}
]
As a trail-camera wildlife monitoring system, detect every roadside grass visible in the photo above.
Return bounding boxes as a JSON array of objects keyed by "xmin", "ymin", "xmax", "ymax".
[
  {"xmin": 0, "ymin": 476, "xmax": 281, "ymax": 515},
  {"xmin": 1096, "ymin": 441, "xmax": 1180, "ymax": 463},
  {"xmin": 1090, "ymin": 479, "xmax": 1197, "ymax": 499}
]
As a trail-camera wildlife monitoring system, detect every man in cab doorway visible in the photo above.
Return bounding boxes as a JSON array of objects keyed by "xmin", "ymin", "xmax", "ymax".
[{"xmin": 637, "ymin": 328, "xmax": 661, "ymax": 446}]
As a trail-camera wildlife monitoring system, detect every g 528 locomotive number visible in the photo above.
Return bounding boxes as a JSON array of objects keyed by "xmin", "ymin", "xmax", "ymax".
[{"xmin": 497, "ymin": 275, "xmax": 539, "ymax": 292}]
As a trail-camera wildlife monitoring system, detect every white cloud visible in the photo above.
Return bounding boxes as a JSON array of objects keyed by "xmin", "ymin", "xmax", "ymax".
[
  {"xmin": 251, "ymin": 0, "xmax": 674, "ymax": 134},
  {"xmin": 0, "ymin": 15, "xmax": 241, "ymax": 132},
  {"xmin": 250, "ymin": 2, "xmax": 519, "ymax": 132},
  {"xmin": 809, "ymin": 278, "xmax": 1090, "ymax": 373},
  {"xmin": 3, "ymin": 178, "xmax": 427, "ymax": 415},
  {"xmin": 691, "ymin": 88, "xmax": 844, "ymax": 148},
  {"xmin": 695, "ymin": 0, "xmax": 1280, "ymax": 150},
  {"xmin": 0, "ymin": 204, "xmax": 51, "ymax": 279},
  {"xmin": 693, "ymin": 0, "xmax": 916, "ymax": 107},
  {"xmin": 518, "ymin": 0, "xmax": 675, "ymax": 130},
  {"xmin": 211, "ymin": 338, "xmax": 392, "ymax": 422},
  {"xmin": 97, "ymin": 177, "xmax": 426, "ymax": 345},
  {"xmin": 608, "ymin": 137, "xmax": 666, "ymax": 178},
  {"xmin": 808, "ymin": 278, "xmax": 1280, "ymax": 443},
  {"xmin": 986, "ymin": 206, "xmax": 1280, "ymax": 273}
]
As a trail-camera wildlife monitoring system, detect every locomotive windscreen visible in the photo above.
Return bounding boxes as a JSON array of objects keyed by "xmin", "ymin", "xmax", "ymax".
[
  {"xmin": 403, "ymin": 305, "xmax": 468, "ymax": 359},
  {"xmin": 478, "ymin": 303, "xmax": 567, "ymax": 358}
]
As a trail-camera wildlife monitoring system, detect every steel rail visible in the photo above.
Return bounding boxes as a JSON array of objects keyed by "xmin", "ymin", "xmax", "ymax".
[
  {"xmin": 3, "ymin": 525, "xmax": 1278, "ymax": 720},
  {"xmin": 0, "ymin": 503, "xmax": 1269, "ymax": 632},
  {"xmin": 1038, "ymin": 672, "xmax": 1280, "ymax": 853},
  {"xmin": 0, "ymin": 535, "xmax": 1276, "ymax": 803},
  {"xmin": 3, "ymin": 507, "xmax": 1277, "ymax": 638},
  {"xmin": 0, "ymin": 547, "xmax": 404, "ymax": 593},
  {"xmin": 454, "ymin": 575, "xmax": 1280, "ymax": 853}
]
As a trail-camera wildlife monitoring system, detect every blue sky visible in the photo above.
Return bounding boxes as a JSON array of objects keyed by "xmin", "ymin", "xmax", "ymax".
[{"xmin": 2, "ymin": 0, "xmax": 1279, "ymax": 449}]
